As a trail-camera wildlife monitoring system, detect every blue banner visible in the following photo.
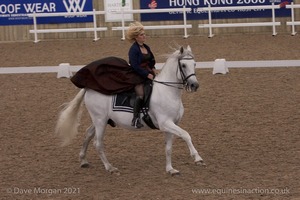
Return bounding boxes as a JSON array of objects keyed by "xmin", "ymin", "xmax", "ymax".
[
  {"xmin": 0, "ymin": 0, "xmax": 93, "ymax": 26},
  {"xmin": 140, "ymin": 0, "xmax": 292, "ymax": 21}
]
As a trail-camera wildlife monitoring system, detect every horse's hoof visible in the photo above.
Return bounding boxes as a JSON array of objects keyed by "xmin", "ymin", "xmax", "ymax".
[
  {"xmin": 110, "ymin": 171, "xmax": 120, "ymax": 176},
  {"xmin": 168, "ymin": 169, "xmax": 181, "ymax": 176},
  {"xmin": 107, "ymin": 119, "xmax": 116, "ymax": 127},
  {"xmin": 109, "ymin": 167, "xmax": 120, "ymax": 175},
  {"xmin": 195, "ymin": 160, "xmax": 206, "ymax": 167},
  {"xmin": 80, "ymin": 162, "xmax": 90, "ymax": 168}
]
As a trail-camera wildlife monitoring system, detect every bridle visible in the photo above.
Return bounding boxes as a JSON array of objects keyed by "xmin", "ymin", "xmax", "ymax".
[{"xmin": 153, "ymin": 56, "xmax": 196, "ymax": 90}]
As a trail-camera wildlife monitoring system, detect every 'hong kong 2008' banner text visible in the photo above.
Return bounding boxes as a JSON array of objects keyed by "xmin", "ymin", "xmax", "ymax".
[
  {"xmin": 0, "ymin": 0, "xmax": 93, "ymax": 26},
  {"xmin": 140, "ymin": 0, "xmax": 292, "ymax": 21}
]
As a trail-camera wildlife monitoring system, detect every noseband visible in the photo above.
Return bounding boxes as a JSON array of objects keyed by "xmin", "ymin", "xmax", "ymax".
[{"xmin": 154, "ymin": 56, "xmax": 196, "ymax": 89}]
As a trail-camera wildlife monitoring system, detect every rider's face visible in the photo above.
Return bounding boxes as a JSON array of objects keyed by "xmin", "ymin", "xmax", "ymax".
[{"xmin": 136, "ymin": 31, "xmax": 146, "ymax": 44}]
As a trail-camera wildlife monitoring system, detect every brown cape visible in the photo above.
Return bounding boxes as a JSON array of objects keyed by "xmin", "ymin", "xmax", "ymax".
[{"xmin": 70, "ymin": 57, "xmax": 144, "ymax": 95}]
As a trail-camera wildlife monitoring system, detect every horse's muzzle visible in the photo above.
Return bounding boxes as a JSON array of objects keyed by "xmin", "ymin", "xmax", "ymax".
[{"xmin": 187, "ymin": 81, "xmax": 199, "ymax": 92}]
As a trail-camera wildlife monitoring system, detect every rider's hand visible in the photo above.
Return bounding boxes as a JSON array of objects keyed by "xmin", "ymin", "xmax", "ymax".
[
  {"xmin": 153, "ymin": 69, "xmax": 159, "ymax": 75},
  {"xmin": 147, "ymin": 73, "xmax": 154, "ymax": 80}
]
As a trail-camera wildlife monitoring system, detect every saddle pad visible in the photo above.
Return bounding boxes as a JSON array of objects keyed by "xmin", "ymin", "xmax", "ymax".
[
  {"xmin": 112, "ymin": 93, "xmax": 133, "ymax": 113},
  {"xmin": 112, "ymin": 93, "xmax": 157, "ymax": 129},
  {"xmin": 112, "ymin": 93, "xmax": 149, "ymax": 113}
]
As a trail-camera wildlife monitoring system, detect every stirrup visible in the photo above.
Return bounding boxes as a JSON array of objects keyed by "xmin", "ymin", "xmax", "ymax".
[{"xmin": 131, "ymin": 118, "xmax": 143, "ymax": 129}]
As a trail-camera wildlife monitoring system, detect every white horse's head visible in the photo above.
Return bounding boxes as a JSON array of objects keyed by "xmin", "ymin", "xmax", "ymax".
[{"xmin": 176, "ymin": 45, "xmax": 199, "ymax": 92}]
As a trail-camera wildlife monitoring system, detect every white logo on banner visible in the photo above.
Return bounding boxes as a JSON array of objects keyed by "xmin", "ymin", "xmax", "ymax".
[{"xmin": 63, "ymin": 0, "xmax": 86, "ymax": 13}]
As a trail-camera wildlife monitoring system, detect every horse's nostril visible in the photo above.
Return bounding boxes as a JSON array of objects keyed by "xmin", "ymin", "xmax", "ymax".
[{"xmin": 191, "ymin": 82, "xmax": 199, "ymax": 91}]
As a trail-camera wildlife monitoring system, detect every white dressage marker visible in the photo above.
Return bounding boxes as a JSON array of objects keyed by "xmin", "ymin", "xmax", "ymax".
[
  {"xmin": 213, "ymin": 59, "xmax": 229, "ymax": 75},
  {"xmin": 57, "ymin": 63, "xmax": 73, "ymax": 78}
]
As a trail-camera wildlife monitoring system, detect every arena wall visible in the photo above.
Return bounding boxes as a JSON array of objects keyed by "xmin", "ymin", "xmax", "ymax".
[{"xmin": 0, "ymin": 0, "xmax": 299, "ymax": 42}]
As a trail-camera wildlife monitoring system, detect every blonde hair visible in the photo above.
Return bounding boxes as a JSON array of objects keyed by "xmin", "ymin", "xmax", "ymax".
[{"xmin": 126, "ymin": 21, "xmax": 144, "ymax": 43}]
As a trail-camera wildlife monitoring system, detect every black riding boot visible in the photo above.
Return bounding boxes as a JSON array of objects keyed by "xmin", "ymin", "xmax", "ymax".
[{"xmin": 131, "ymin": 97, "xmax": 144, "ymax": 129}]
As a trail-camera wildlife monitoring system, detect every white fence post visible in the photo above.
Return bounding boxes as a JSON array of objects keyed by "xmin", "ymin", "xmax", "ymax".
[
  {"xmin": 271, "ymin": 3, "xmax": 277, "ymax": 36},
  {"xmin": 207, "ymin": 4, "xmax": 213, "ymax": 38},
  {"xmin": 290, "ymin": 2, "xmax": 296, "ymax": 35},
  {"xmin": 32, "ymin": 12, "xmax": 39, "ymax": 43},
  {"xmin": 121, "ymin": 7, "xmax": 126, "ymax": 41},
  {"xmin": 286, "ymin": 3, "xmax": 300, "ymax": 36},
  {"xmin": 93, "ymin": 9, "xmax": 99, "ymax": 41},
  {"xmin": 183, "ymin": 6, "xmax": 188, "ymax": 38}
]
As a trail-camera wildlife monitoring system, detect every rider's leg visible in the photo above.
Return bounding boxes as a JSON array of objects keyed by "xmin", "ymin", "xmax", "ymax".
[{"xmin": 132, "ymin": 84, "xmax": 144, "ymax": 128}]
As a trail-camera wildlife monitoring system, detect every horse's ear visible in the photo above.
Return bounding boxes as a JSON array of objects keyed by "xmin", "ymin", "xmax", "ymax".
[
  {"xmin": 180, "ymin": 46, "xmax": 184, "ymax": 54},
  {"xmin": 187, "ymin": 45, "xmax": 192, "ymax": 52}
]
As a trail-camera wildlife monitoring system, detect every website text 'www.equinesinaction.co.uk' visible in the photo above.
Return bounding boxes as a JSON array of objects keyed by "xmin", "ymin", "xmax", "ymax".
[{"xmin": 192, "ymin": 187, "xmax": 290, "ymax": 195}]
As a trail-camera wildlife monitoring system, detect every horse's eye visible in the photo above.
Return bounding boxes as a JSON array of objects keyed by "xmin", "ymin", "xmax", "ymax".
[{"xmin": 182, "ymin": 64, "xmax": 186, "ymax": 68}]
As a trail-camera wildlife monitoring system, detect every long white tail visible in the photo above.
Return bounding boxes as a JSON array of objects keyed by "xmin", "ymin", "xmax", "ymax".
[{"xmin": 55, "ymin": 89, "xmax": 86, "ymax": 146}]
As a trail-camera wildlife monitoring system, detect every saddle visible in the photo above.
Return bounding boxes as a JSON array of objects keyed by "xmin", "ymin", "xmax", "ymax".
[{"xmin": 111, "ymin": 80, "xmax": 158, "ymax": 129}]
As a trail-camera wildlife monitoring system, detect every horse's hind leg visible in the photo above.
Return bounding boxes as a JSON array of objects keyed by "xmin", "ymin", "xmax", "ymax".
[
  {"xmin": 94, "ymin": 121, "xmax": 119, "ymax": 175},
  {"xmin": 79, "ymin": 125, "xmax": 95, "ymax": 168}
]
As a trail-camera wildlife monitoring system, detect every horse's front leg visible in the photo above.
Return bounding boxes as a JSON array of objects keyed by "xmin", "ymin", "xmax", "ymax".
[
  {"xmin": 165, "ymin": 132, "xmax": 180, "ymax": 176},
  {"xmin": 162, "ymin": 120, "xmax": 205, "ymax": 166},
  {"xmin": 79, "ymin": 125, "xmax": 95, "ymax": 168}
]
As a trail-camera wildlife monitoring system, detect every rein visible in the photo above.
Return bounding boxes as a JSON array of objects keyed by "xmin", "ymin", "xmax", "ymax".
[{"xmin": 153, "ymin": 57, "xmax": 196, "ymax": 90}]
